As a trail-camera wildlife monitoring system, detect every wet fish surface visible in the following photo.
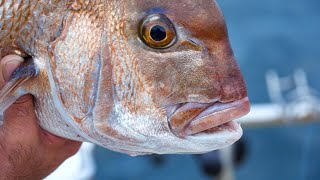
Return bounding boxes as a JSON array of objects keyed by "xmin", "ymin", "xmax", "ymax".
[{"xmin": 0, "ymin": 0, "xmax": 250, "ymax": 155}]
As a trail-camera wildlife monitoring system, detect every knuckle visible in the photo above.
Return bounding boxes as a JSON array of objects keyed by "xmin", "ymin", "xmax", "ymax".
[{"xmin": 65, "ymin": 142, "xmax": 82, "ymax": 157}]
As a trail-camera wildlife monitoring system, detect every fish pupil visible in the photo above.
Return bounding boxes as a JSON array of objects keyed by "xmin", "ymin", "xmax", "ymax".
[{"xmin": 150, "ymin": 25, "xmax": 167, "ymax": 41}]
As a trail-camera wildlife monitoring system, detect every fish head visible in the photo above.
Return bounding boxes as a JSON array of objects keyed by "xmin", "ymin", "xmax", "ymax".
[
  {"xmin": 87, "ymin": 0, "xmax": 250, "ymax": 155},
  {"xmin": 30, "ymin": 0, "xmax": 249, "ymax": 155}
]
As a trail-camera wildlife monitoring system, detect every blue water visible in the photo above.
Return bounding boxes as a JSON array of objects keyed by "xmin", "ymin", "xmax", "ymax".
[{"xmin": 93, "ymin": 0, "xmax": 320, "ymax": 179}]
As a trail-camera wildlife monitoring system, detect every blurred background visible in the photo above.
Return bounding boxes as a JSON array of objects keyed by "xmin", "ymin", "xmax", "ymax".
[{"xmin": 59, "ymin": 0, "xmax": 320, "ymax": 179}]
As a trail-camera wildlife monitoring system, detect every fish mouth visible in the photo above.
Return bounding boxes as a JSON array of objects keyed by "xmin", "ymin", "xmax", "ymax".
[{"xmin": 166, "ymin": 97, "xmax": 250, "ymax": 138}]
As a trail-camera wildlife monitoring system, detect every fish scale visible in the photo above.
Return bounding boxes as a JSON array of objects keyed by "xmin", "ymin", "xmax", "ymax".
[{"xmin": 107, "ymin": 1, "xmax": 144, "ymax": 111}]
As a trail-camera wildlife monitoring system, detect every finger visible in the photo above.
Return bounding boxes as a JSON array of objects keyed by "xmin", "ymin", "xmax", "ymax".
[
  {"xmin": 57, "ymin": 140, "xmax": 82, "ymax": 160},
  {"xmin": 41, "ymin": 130, "xmax": 69, "ymax": 145},
  {"xmin": 2, "ymin": 94, "xmax": 39, "ymax": 137},
  {"xmin": 41, "ymin": 129, "xmax": 82, "ymax": 153},
  {"xmin": 41, "ymin": 140, "xmax": 82, "ymax": 174},
  {"xmin": 0, "ymin": 55, "xmax": 24, "ymax": 88},
  {"xmin": 62, "ymin": 140, "xmax": 82, "ymax": 156},
  {"xmin": 41, "ymin": 138, "xmax": 82, "ymax": 170}
]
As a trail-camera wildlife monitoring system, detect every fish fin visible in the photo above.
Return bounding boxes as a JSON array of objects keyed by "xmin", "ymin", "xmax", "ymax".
[{"xmin": 0, "ymin": 59, "xmax": 39, "ymax": 115}]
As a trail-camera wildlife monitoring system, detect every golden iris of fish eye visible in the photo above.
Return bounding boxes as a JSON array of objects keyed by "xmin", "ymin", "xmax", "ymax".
[{"xmin": 140, "ymin": 14, "xmax": 177, "ymax": 49}]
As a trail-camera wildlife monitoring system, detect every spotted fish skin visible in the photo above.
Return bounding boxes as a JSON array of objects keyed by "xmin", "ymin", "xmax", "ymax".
[{"xmin": 0, "ymin": 0, "xmax": 250, "ymax": 155}]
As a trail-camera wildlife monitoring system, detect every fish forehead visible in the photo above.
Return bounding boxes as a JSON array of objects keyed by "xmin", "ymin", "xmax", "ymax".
[{"xmin": 126, "ymin": 0, "xmax": 226, "ymax": 39}]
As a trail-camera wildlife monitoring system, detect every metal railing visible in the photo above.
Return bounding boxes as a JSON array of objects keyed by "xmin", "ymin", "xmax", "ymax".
[
  {"xmin": 216, "ymin": 69, "xmax": 320, "ymax": 180},
  {"xmin": 238, "ymin": 69, "xmax": 320, "ymax": 127}
]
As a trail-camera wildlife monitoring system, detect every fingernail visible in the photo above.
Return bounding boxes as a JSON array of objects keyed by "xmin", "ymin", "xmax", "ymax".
[{"xmin": 2, "ymin": 59, "xmax": 24, "ymax": 82}]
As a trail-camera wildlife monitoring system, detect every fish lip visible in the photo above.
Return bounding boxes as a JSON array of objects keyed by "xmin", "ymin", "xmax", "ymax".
[{"xmin": 166, "ymin": 97, "xmax": 250, "ymax": 137}]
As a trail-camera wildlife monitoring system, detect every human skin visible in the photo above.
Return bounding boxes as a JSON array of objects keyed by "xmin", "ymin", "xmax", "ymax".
[{"xmin": 0, "ymin": 55, "xmax": 82, "ymax": 180}]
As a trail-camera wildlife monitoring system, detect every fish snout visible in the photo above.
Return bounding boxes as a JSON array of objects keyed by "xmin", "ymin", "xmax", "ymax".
[
  {"xmin": 218, "ymin": 68, "xmax": 248, "ymax": 103},
  {"xmin": 164, "ymin": 50, "xmax": 250, "ymax": 139}
]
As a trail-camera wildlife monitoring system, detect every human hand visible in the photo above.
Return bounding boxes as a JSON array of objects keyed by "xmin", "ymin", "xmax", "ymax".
[{"xmin": 0, "ymin": 55, "xmax": 82, "ymax": 180}]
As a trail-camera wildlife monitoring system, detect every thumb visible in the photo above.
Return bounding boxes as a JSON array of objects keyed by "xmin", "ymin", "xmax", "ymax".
[
  {"xmin": 0, "ymin": 55, "xmax": 24, "ymax": 88},
  {"xmin": 0, "ymin": 55, "xmax": 36, "ymax": 132}
]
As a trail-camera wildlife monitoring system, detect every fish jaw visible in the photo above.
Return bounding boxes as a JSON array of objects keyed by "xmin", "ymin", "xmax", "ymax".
[
  {"xmin": 87, "ymin": 98, "xmax": 250, "ymax": 155},
  {"xmin": 184, "ymin": 121, "xmax": 243, "ymax": 153},
  {"xmin": 166, "ymin": 97, "xmax": 250, "ymax": 138}
]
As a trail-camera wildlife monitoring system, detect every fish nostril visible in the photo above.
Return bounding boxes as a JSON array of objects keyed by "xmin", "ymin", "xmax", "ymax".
[
  {"xmin": 188, "ymin": 38, "xmax": 201, "ymax": 46},
  {"xmin": 187, "ymin": 94, "xmax": 221, "ymax": 104},
  {"xmin": 220, "ymin": 85, "xmax": 248, "ymax": 103},
  {"xmin": 187, "ymin": 94, "xmax": 202, "ymax": 102}
]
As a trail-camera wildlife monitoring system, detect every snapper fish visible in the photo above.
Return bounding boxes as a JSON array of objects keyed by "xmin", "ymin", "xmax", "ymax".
[{"xmin": 0, "ymin": 0, "xmax": 250, "ymax": 155}]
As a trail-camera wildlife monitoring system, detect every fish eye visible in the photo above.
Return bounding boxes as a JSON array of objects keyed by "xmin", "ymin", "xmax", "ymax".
[{"xmin": 140, "ymin": 14, "xmax": 177, "ymax": 49}]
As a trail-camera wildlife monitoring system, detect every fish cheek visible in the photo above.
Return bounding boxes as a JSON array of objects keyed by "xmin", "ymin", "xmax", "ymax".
[
  {"xmin": 48, "ymin": 13, "xmax": 103, "ymax": 123},
  {"xmin": 47, "ymin": 13, "xmax": 130, "ymax": 142},
  {"xmin": 136, "ymin": 49, "xmax": 220, "ymax": 106}
]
